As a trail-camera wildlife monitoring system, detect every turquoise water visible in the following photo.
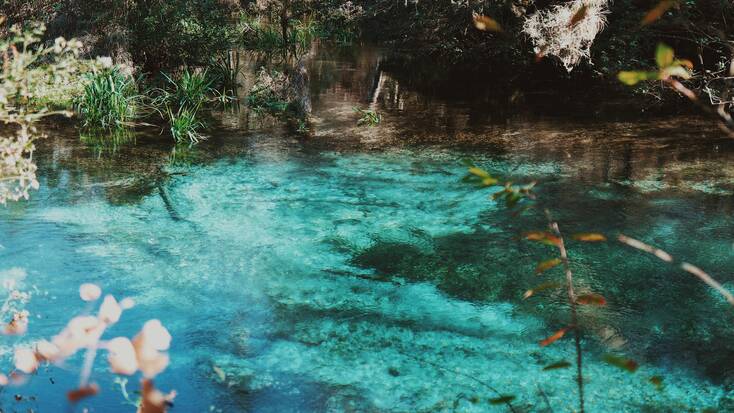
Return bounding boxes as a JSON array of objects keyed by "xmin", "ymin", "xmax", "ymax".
[{"xmin": 3, "ymin": 47, "xmax": 734, "ymax": 412}]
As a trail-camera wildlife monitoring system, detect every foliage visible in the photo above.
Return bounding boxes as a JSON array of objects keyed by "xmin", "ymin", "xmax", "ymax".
[
  {"xmin": 151, "ymin": 68, "xmax": 213, "ymax": 143},
  {"xmin": 209, "ymin": 51, "xmax": 242, "ymax": 103},
  {"xmin": 0, "ymin": 22, "xmax": 91, "ymax": 204},
  {"xmin": 75, "ymin": 67, "xmax": 142, "ymax": 130},
  {"xmin": 168, "ymin": 106, "xmax": 206, "ymax": 144},
  {"xmin": 124, "ymin": 0, "xmax": 240, "ymax": 72},
  {"xmin": 247, "ymin": 68, "xmax": 292, "ymax": 115},
  {"xmin": 353, "ymin": 107, "xmax": 381, "ymax": 126},
  {"xmin": 618, "ymin": 43, "xmax": 692, "ymax": 86}
]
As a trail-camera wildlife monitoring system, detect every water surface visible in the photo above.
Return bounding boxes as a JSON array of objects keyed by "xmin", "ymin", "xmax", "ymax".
[{"xmin": 1, "ymin": 45, "xmax": 734, "ymax": 412}]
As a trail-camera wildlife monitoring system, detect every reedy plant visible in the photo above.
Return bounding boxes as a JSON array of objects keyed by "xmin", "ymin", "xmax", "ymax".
[
  {"xmin": 75, "ymin": 68, "xmax": 142, "ymax": 130},
  {"xmin": 152, "ymin": 68, "xmax": 214, "ymax": 144}
]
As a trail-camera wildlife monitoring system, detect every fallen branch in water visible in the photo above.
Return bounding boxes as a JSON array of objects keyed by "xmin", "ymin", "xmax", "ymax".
[{"xmin": 618, "ymin": 234, "xmax": 734, "ymax": 306}]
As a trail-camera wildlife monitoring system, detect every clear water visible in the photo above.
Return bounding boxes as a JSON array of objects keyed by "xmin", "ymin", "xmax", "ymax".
[{"xmin": 2, "ymin": 46, "xmax": 734, "ymax": 412}]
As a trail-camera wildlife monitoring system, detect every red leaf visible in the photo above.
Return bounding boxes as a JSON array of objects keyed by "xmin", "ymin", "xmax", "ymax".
[
  {"xmin": 577, "ymin": 293, "xmax": 607, "ymax": 306},
  {"xmin": 603, "ymin": 354, "xmax": 639, "ymax": 372},
  {"xmin": 67, "ymin": 384, "xmax": 99, "ymax": 403},
  {"xmin": 524, "ymin": 231, "xmax": 561, "ymax": 247},
  {"xmin": 641, "ymin": 0, "xmax": 678, "ymax": 26},
  {"xmin": 540, "ymin": 328, "xmax": 568, "ymax": 347},
  {"xmin": 139, "ymin": 379, "xmax": 176, "ymax": 413}
]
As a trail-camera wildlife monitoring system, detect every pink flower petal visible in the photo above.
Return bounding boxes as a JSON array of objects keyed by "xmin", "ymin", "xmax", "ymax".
[{"xmin": 79, "ymin": 283, "xmax": 101, "ymax": 301}]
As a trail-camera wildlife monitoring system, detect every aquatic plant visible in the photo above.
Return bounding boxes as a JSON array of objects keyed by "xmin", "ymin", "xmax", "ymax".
[
  {"xmin": 75, "ymin": 68, "xmax": 142, "ymax": 130},
  {"xmin": 209, "ymin": 51, "xmax": 242, "ymax": 103},
  {"xmin": 168, "ymin": 106, "xmax": 206, "ymax": 144},
  {"xmin": 159, "ymin": 68, "xmax": 213, "ymax": 114},
  {"xmin": 152, "ymin": 68, "xmax": 213, "ymax": 143},
  {"xmin": 353, "ymin": 107, "xmax": 381, "ymax": 126}
]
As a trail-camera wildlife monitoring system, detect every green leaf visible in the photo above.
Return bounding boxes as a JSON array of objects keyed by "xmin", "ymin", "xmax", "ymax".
[
  {"xmin": 655, "ymin": 43, "xmax": 674, "ymax": 68},
  {"xmin": 488, "ymin": 395, "xmax": 516, "ymax": 405},
  {"xmin": 618, "ymin": 71, "xmax": 659, "ymax": 86},
  {"xmin": 543, "ymin": 360, "xmax": 572, "ymax": 371}
]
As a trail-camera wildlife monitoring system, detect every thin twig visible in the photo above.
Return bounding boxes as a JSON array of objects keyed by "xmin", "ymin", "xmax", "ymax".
[
  {"xmin": 397, "ymin": 350, "xmax": 519, "ymax": 413},
  {"xmin": 545, "ymin": 209, "xmax": 585, "ymax": 413},
  {"xmin": 664, "ymin": 78, "xmax": 734, "ymax": 138},
  {"xmin": 618, "ymin": 234, "xmax": 734, "ymax": 306}
]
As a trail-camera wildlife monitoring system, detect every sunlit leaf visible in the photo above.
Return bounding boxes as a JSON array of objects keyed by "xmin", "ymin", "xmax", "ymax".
[
  {"xmin": 468, "ymin": 166, "xmax": 491, "ymax": 178},
  {"xmin": 535, "ymin": 258, "xmax": 562, "ymax": 274},
  {"xmin": 473, "ymin": 14, "xmax": 503, "ymax": 32},
  {"xmin": 660, "ymin": 65, "xmax": 691, "ymax": 80},
  {"xmin": 649, "ymin": 375, "xmax": 664, "ymax": 390},
  {"xmin": 577, "ymin": 293, "xmax": 607, "ymax": 306},
  {"xmin": 655, "ymin": 43, "xmax": 674, "ymax": 68},
  {"xmin": 603, "ymin": 354, "xmax": 639, "ymax": 373},
  {"xmin": 524, "ymin": 231, "xmax": 561, "ymax": 247},
  {"xmin": 569, "ymin": 5, "xmax": 588, "ymax": 27},
  {"xmin": 618, "ymin": 71, "xmax": 659, "ymax": 86},
  {"xmin": 463, "ymin": 166, "xmax": 499, "ymax": 187},
  {"xmin": 524, "ymin": 281, "xmax": 562, "ymax": 299},
  {"xmin": 489, "ymin": 395, "xmax": 516, "ymax": 405},
  {"xmin": 673, "ymin": 59, "xmax": 693, "ymax": 69},
  {"xmin": 540, "ymin": 327, "xmax": 569, "ymax": 347},
  {"xmin": 67, "ymin": 384, "xmax": 99, "ymax": 402},
  {"xmin": 641, "ymin": 0, "xmax": 679, "ymax": 26},
  {"xmin": 543, "ymin": 360, "xmax": 572, "ymax": 371},
  {"xmin": 572, "ymin": 233, "xmax": 607, "ymax": 242}
]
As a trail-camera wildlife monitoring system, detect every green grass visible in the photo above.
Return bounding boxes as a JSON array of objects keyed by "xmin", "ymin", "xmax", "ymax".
[
  {"xmin": 353, "ymin": 107, "xmax": 381, "ymax": 126},
  {"xmin": 75, "ymin": 68, "xmax": 141, "ymax": 130},
  {"xmin": 168, "ymin": 106, "xmax": 205, "ymax": 144},
  {"xmin": 151, "ymin": 67, "xmax": 213, "ymax": 143},
  {"xmin": 159, "ymin": 68, "xmax": 212, "ymax": 113}
]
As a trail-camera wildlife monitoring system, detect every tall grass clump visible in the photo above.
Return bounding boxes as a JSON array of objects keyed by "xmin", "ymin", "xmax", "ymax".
[
  {"xmin": 168, "ymin": 107, "xmax": 205, "ymax": 144},
  {"xmin": 75, "ymin": 68, "xmax": 141, "ymax": 130},
  {"xmin": 209, "ymin": 51, "xmax": 242, "ymax": 103},
  {"xmin": 152, "ymin": 68, "xmax": 213, "ymax": 144}
]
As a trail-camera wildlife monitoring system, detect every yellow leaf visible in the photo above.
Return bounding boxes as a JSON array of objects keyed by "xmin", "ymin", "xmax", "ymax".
[
  {"xmin": 655, "ymin": 43, "xmax": 674, "ymax": 68},
  {"xmin": 572, "ymin": 233, "xmax": 607, "ymax": 242},
  {"xmin": 535, "ymin": 258, "xmax": 561, "ymax": 274}
]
